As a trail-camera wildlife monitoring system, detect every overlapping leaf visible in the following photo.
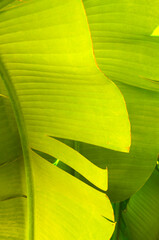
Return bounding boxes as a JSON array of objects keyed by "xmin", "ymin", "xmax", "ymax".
[
  {"xmin": 82, "ymin": 0, "xmax": 159, "ymax": 201},
  {"xmin": 122, "ymin": 168, "xmax": 159, "ymax": 240}
]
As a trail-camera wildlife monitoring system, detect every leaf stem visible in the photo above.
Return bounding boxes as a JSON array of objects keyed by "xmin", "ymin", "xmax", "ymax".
[
  {"xmin": 111, "ymin": 202, "xmax": 121, "ymax": 240},
  {"xmin": 0, "ymin": 58, "xmax": 34, "ymax": 240}
]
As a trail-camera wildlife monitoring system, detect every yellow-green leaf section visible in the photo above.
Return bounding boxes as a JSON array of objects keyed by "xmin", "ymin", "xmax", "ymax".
[
  {"xmin": 0, "ymin": 0, "xmax": 125, "ymax": 239},
  {"xmin": 32, "ymin": 151, "xmax": 115, "ymax": 240},
  {"xmin": 31, "ymin": 133, "xmax": 108, "ymax": 191},
  {"xmin": 1, "ymin": 94, "xmax": 114, "ymax": 239},
  {"xmin": 0, "ymin": 0, "xmax": 130, "ymax": 152}
]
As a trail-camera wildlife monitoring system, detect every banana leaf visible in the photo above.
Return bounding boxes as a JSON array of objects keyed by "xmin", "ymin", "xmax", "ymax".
[
  {"xmin": 0, "ymin": 0, "xmax": 131, "ymax": 239},
  {"xmin": 122, "ymin": 168, "xmax": 159, "ymax": 240},
  {"xmin": 81, "ymin": 0, "xmax": 159, "ymax": 201}
]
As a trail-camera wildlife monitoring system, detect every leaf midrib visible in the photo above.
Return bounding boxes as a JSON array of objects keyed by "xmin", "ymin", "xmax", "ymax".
[{"xmin": 0, "ymin": 57, "xmax": 34, "ymax": 240}]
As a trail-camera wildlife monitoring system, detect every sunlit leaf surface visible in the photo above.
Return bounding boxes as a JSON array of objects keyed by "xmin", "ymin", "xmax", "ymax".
[{"xmin": 0, "ymin": 0, "xmax": 130, "ymax": 239}]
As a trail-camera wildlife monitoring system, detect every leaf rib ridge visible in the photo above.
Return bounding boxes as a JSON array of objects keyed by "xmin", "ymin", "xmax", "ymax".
[{"xmin": 0, "ymin": 56, "xmax": 34, "ymax": 240}]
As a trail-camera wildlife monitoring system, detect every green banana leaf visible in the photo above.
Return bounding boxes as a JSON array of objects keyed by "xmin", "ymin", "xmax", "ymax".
[
  {"xmin": 0, "ymin": 0, "xmax": 130, "ymax": 152},
  {"xmin": 122, "ymin": 168, "xmax": 159, "ymax": 240},
  {"xmin": 81, "ymin": 0, "xmax": 159, "ymax": 201},
  {"xmin": 0, "ymin": 0, "xmax": 131, "ymax": 239}
]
